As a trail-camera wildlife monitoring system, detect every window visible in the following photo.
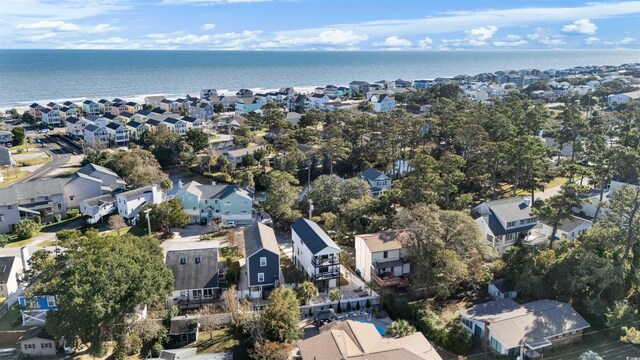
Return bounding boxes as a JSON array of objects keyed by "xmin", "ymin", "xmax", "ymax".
[
  {"xmin": 44, "ymin": 196, "xmax": 49, "ymax": 201},
  {"xmin": 192, "ymin": 289, "xmax": 202, "ymax": 299},
  {"xmin": 204, "ymin": 200, "xmax": 208, "ymax": 204},
  {"xmin": 47, "ymin": 296, "xmax": 56, "ymax": 307},
  {"xmin": 461, "ymin": 318, "xmax": 473, "ymax": 329},
  {"xmin": 41, "ymin": 343, "xmax": 52, "ymax": 349},
  {"xmin": 383, "ymin": 251, "xmax": 388, "ymax": 259},
  {"xmin": 69, "ymin": 196, "xmax": 74, "ymax": 201},
  {"xmin": 181, "ymin": 334, "xmax": 188, "ymax": 342},
  {"xmin": 7, "ymin": 205, "xmax": 14, "ymax": 209},
  {"xmin": 260, "ymin": 257, "xmax": 267, "ymax": 266},
  {"xmin": 490, "ymin": 337, "xmax": 502, "ymax": 353},
  {"xmin": 241, "ymin": 211, "xmax": 248, "ymax": 215},
  {"xmin": 224, "ymin": 211, "xmax": 231, "ymax": 215},
  {"xmin": 193, "ymin": 207, "xmax": 196, "ymax": 211},
  {"xmin": 506, "ymin": 221, "xmax": 517, "ymax": 228},
  {"xmin": 57, "ymin": 203, "xmax": 62, "ymax": 210},
  {"xmin": 0, "ymin": 215, "xmax": 3, "ymax": 222},
  {"xmin": 24, "ymin": 344, "xmax": 35, "ymax": 350},
  {"xmin": 258, "ymin": 273, "xmax": 265, "ymax": 282},
  {"xmin": 203, "ymin": 288, "xmax": 213, "ymax": 298},
  {"xmin": 195, "ymin": 257, "xmax": 201, "ymax": 264},
  {"xmin": 223, "ymin": 201, "xmax": 231, "ymax": 206},
  {"xmin": 180, "ymin": 258, "xmax": 186, "ymax": 265}
]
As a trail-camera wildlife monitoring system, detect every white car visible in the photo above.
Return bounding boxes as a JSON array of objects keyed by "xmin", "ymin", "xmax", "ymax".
[{"xmin": 220, "ymin": 221, "xmax": 237, "ymax": 228}]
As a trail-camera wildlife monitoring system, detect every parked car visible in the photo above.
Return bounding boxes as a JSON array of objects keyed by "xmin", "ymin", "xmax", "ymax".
[{"xmin": 220, "ymin": 221, "xmax": 237, "ymax": 228}]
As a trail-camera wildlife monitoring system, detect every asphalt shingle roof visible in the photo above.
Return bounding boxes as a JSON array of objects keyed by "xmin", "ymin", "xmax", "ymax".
[
  {"xmin": 165, "ymin": 248, "xmax": 219, "ymax": 291},
  {"xmin": 243, "ymin": 223, "xmax": 279, "ymax": 258},
  {"xmin": 291, "ymin": 218, "xmax": 340, "ymax": 255}
]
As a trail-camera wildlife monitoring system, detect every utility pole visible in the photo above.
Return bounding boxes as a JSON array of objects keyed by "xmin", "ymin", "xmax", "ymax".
[
  {"xmin": 144, "ymin": 209, "xmax": 152, "ymax": 236},
  {"xmin": 308, "ymin": 199, "xmax": 313, "ymax": 220}
]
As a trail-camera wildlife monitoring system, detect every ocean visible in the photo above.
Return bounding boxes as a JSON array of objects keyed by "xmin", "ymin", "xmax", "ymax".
[{"xmin": 0, "ymin": 49, "xmax": 638, "ymax": 109}]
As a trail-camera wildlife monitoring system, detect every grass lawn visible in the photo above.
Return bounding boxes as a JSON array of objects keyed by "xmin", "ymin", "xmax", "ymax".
[
  {"xmin": 499, "ymin": 177, "xmax": 568, "ymax": 198},
  {"xmin": 0, "ymin": 305, "xmax": 29, "ymax": 331},
  {"xmin": 280, "ymin": 248, "xmax": 304, "ymax": 284},
  {"xmin": 194, "ymin": 328, "xmax": 251, "ymax": 359},
  {"xmin": 17, "ymin": 156, "xmax": 50, "ymax": 167},
  {"xmin": 5, "ymin": 237, "xmax": 35, "ymax": 248},
  {"xmin": 10, "ymin": 144, "xmax": 40, "ymax": 153},
  {"xmin": 0, "ymin": 170, "xmax": 30, "ymax": 188}
]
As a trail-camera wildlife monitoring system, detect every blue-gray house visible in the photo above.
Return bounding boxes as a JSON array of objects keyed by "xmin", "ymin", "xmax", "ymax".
[
  {"xmin": 18, "ymin": 295, "xmax": 57, "ymax": 326},
  {"xmin": 243, "ymin": 223, "xmax": 280, "ymax": 299}
]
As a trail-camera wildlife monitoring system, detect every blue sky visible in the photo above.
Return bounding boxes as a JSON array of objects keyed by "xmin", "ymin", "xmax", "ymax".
[{"xmin": 1, "ymin": 0, "xmax": 639, "ymax": 50}]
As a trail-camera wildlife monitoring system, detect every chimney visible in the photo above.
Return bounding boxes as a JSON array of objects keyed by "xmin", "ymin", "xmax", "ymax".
[
  {"xmin": 523, "ymin": 198, "xmax": 531, "ymax": 207},
  {"xmin": 177, "ymin": 179, "xmax": 183, "ymax": 189},
  {"xmin": 211, "ymin": 181, "xmax": 216, "ymax": 186},
  {"xmin": 20, "ymin": 246, "xmax": 30, "ymax": 270}
]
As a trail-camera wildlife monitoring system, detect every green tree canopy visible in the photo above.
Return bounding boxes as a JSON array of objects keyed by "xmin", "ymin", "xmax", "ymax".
[
  {"xmin": 261, "ymin": 287, "xmax": 301, "ymax": 343},
  {"xmin": 33, "ymin": 234, "xmax": 174, "ymax": 356}
]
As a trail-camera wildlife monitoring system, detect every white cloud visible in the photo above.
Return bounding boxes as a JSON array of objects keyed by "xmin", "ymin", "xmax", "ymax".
[
  {"xmin": 373, "ymin": 36, "xmax": 412, "ymax": 47},
  {"xmin": 154, "ymin": 30, "xmax": 263, "ymax": 49},
  {"xmin": 492, "ymin": 34, "xmax": 527, "ymax": 47},
  {"xmin": 16, "ymin": 20, "xmax": 80, "ymax": 31},
  {"xmin": 603, "ymin": 37, "xmax": 637, "ymax": 45},
  {"xmin": 465, "ymin": 25, "xmax": 497, "ymax": 40},
  {"xmin": 584, "ymin": 37, "xmax": 601, "ymax": 45},
  {"xmin": 275, "ymin": 2, "xmax": 640, "ymax": 39},
  {"xmin": 417, "ymin": 37, "xmax": 433, "ymax": 49},
  {"xmin": 87, "ymin": 23, "xmax": 118, "ymax": 33},
  {"xmin": 527, "ymin": 27, "xmax": 565, "ymax": 45},
  {"xmin": 3, "ymin": 0, "xmax": 129, "ymax": 20},
  {"xmin": 562, "ymin": 19, "xmax": 597, "ymax": 34},
  {"xmin": 201, "ymin": 23, "xmax": 216, "ymax": 31},
  {"xmin": 19, "ymin": 32, "xmax": 58, "ymax": 42},
  {"xmin": 162, "ymin": 0, "xmax": 271, "ymax": 4},
  {"xmin": 256, "ymin": 29, "xmax": 368, "ymax": 48},
  {"xmin": 144, "ymin": 31, "xmax": 186, "ymax": 39}
]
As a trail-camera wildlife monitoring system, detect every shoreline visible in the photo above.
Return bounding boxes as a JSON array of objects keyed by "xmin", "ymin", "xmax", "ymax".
[{"xmin": 0, "ymin": 85, "xmax": 322, "ymax": 113}]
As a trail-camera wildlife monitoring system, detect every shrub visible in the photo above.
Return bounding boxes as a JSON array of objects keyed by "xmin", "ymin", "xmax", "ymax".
[
  {"xmin": 346, "ymin": 302, "xmax": 352, "ymax": 311},
  {"xmin": 606, "ymin": 300, "xmax": 638, "ymax": 338},
  {"xmin": 54, "ymin": 214, "xmax": 62, "ymax": 223},
  {"xmin": 356, "ymin": 302, "xmax": 361, "ymax": 310},
  {"xmin": 151, "ymin": 342, "xmax": 163, "ymax": 357},
  {"xmin": 66, "ymin": 209, "xmax": 79, "ymax": 218},
  {"xmin": 365, "ymin": 299, "xmax": 371, "ymax": 309},
  {"xmin": 308, "ymin": 308, "xmax": 313, "ymax": 317},
  {"xmin": 328, "ymin": 289, "xmax": 341, "ymax": 302},
  {"xmin": 15, "ymin": 219, "xmax": 39, "ymax": 240},
  {"xmin": 444, "ymin": 323, "xmax": 473, "ymax": 355},
  {"xmin": 386, "ymin": 320, "xmax": 416, "ymax": 337},
  {"xmin": 336, "ymin": 301, "xmax": 342, "ymax": 313}
]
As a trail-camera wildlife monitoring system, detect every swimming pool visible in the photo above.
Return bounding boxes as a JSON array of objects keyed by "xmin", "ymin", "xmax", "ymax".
[{"xmin": 353, "ymin": 318, "xmax": 386, "ymax": 336}]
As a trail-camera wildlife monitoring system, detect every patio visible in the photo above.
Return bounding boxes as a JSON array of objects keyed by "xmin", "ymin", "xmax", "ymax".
[{"xmin": 307, "ymin": 282, "xmax": 374, "ymax": 305}]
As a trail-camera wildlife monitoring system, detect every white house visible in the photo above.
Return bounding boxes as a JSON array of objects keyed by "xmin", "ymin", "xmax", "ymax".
[
  {"xmin": 360, "ymin": 168, "xmax": 391, "ymax": 198},
  {"xmin": 163, "ymin": 117, "xmax": 188, "ymax": 136},
  {"xmin": 116, "ymin": 185, "xmax": 164, "ymax": 224},
  {"xmin": 82, "ymin": 100, "xmax": 100, "ymax": 115},
  {"xmin": 607, "ymin": 90, "xmax": 640, "ymax": 108},
  {"xmin": 80, "ymin": 194, "xmax": 117, "ymax": 224},
  {"xmin": 354, "ymin": 230, "xmax": 410, "ymax": 287},
  {"xmin": 487, "ymin": 278, "xmax": 518, "ymax": 300},
  {"xmin": 369, "ymin": 94, "xmax": 396, "ymax": 112},
  {"xmin": 537, "ymin": 216, "xmax": 592, "ymax": 241},
  {"xmin": 65, "ymin": 117, "xmax": 91, "ymax": 138},
  {"xmin": 291, "ymin": 218, "xmax": 341, "ymax": 290},
  {"xmin": 83, "ymin": 124, "xmax": 109, "ymax": 146},
  {"xmin": 0, "ymin": 256, "xmax": 22, "ymax": 298},
  {"xmin": 223, "ymin": 145, "xmax": 265, "ymax": 164},
  {"xmin": 40, "ymin": 108, "xmax": 61, "ymax": 127},
  {"xmin": 472, "ymin": 197, "xmax": 537, "ymax": 254},
  {"xmin": 105, "ymin": 122, "xmax": 129, "ymax": 146},
  {"xmin": 459, "ymin": 299, "xmax": 590, "ymax": 358}
]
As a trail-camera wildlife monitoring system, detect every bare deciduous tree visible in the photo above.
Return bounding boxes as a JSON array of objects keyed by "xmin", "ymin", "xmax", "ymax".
[{"xmin": 108, "ymin": 215, "xmax": 127, "ymax": 236}]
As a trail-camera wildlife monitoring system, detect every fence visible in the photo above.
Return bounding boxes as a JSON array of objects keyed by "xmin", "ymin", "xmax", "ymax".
[
  {"xmin": 0, "ymin": 330, "xmax": 26, "ymax": 343},
  {"xmin": 300, "ymin": 295, "xmax": 380, "ymax": 316}
]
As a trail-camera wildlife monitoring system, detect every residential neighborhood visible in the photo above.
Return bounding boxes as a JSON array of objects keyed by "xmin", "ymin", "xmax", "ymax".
[{"xmin": 0, "ymin": 60, "xmax": 638, "ymax": 360}]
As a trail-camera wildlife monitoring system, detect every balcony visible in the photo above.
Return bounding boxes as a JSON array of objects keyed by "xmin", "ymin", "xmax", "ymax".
[
  {"xmin": 312, "ymin": 268, "xmax": 340, "ymax": 281},
  {"xmin": 311, "ymin": 255, "xmax": 339, "ymax": 267},
  {"xmin": 371, "ymin": 266, "xmax": 410, "ymax": 288}
]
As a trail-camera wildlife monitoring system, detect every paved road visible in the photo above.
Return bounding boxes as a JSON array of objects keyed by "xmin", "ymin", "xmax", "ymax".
[{"xmin": 16, "ymin": 135, "xmax": 75, "ymax": 183}]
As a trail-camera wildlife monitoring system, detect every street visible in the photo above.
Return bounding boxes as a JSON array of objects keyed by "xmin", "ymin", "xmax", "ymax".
[{"xmin": 15, "ymin": 135, "xmax": 77, "ymax": 183}]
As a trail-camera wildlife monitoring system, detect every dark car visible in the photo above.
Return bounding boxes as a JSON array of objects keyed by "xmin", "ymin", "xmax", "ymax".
[{"xmin": 314, "ymin": 309, "xmax": 337, "ymax": 327}]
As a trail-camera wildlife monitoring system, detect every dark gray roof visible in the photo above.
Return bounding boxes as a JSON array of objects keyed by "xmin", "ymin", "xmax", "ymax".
[
  {"xmin": 127, "ymin": 120, "xmax": 144, "ymax": 128},
  {"xmin": 490, "ymin": 278, "xmax": 517, "ymax": 293},
  {"xmin": 85, "ymin": 115, "xmax": 100, "ymax": 121},
  {"xmin": 164, "ymin": 117, "xmax": 182, "ymax": 125},
  {"xmin": 0, "ymin": 257, "xmax": 16, "ymax": 284},
  {"xmin": 165, "ymin": 248, "xmax": 219, "ymax": 291},
  {"xmin": 18, "ymin": 327, "xmax": 55, "ymax": 342},
  {"xmin": 181, "ymin": 116, "xmax": 198, "ymax": 123},
  {"xmin": 484, "ymin": 197, "xmax": 534, "ymax": 223},
  {"xmin": 103, "ymin": 113, "xmax": 117, "ymax": 120},
  {"xmin": 291, "ymin": 218, "xmax": 339, "ymax": 255},
  {"xmin": 119, "ymin": 111, "xmax": 134, "ymax": 117},
  {"xmin": 105, "ymin": 122, "xmax": 123, "ymax": 130},
  {"xmin": 361, "ymin": 168, "xmax": 389, "ymax": 182},
  {"xmin": 65, "ymin": 116, "xmax": 80, "ymax": 124},
  {"xmin": 169, "ymin": 316, "xmax": 199, "ymax": 335},
  {"xmin": 243, "ymin": 223, "xmax": 279, "ymax": 258},
  {"xmin": 136, "ymin": 110, "xmax": 151, "ymax": 116},
  {"xmin": 557, "ymin": 216, "xmax": 592, "ymax": 233},
  {"xmin": 84, "ymin": 124, "xmax": 100, "ymax": 132},
  {"xmin": 0, "ymin": 147, "xmax": 15, "ymax": 167},
  {"xmin": 484, "ymin": 213, "xmax": 536, "ymax": 237}
]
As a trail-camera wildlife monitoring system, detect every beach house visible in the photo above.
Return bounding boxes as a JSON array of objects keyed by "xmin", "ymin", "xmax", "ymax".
[
  {"xmin": 291, "ymin": 218, "xmax": 341, "ymax": 291},
  {"xmin": 175, "ymin": 181, "xmax": 253, "ymax": 225}
]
